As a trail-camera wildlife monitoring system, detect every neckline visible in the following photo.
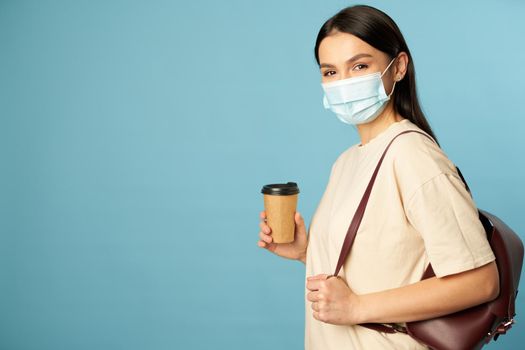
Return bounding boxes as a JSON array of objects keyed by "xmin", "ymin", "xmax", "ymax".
[{"xmin": 357, "ymin": 118, "xmax": 410, "ymax": 150}]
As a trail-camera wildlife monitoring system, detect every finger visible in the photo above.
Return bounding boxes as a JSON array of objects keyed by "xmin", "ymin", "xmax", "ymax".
[
  {"xmin": 260, "ymin": 211, "xmax": 267, "ymax": 221},
  {"xmin": 306, "ymin": 279, "xmax": 325, "ymax": 291},
  {"xmin": 306, "ymin": 290, "xmax": 322, "ymax": 302},
  {"xmin": 312, "ymin": 311, "xmax": 324, "ymax": 322},
  {"xmin": 295, "ymin": 212, "xmax": 307, "ymax": 236},
  {"xmin": 259, "ymin": 221, "xmax": 271, "ymax": 234},
  {"xmin": 307, "ymin": 273, "xmax": 330, "ymax": 281},
  {"xmin": 259, "ymin": 231, "xmax": 273, "ymax": 243},
  {"xmin": 295, "ymin": 212, "xmax": 304, "ymax": 225},
  {"xmin": 311, "ymin": 301, "xmax": 319, "ymax": 312},
  {"xmin": 258, "ymin": 238, "xmax": 278, "ymax": 252}
]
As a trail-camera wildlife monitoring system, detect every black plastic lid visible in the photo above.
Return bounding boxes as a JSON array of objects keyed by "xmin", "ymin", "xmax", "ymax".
[{"xmin": 261, "ymin": 182, "xmax": 300, "ymax": 196}]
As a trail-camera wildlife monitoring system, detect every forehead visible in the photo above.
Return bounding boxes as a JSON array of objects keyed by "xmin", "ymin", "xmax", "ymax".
[{"xmin": 318, "ymin": 31, "xmax": 380, "ymax": 64}]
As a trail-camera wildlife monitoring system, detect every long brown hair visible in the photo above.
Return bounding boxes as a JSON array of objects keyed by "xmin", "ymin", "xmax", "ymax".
[{"xmin": 314, "ymin": 5, "xmax": 440, "ymax": 147}]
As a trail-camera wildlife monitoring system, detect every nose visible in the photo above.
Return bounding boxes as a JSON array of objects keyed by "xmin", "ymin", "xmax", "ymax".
[
  {"xmin": 337, "ymin": 70, "xmax": 360, "ymax": 81},
  {"xmin": 321, "ymin": 70, "xmax": 355, "ymax": 83},
  {"xmin": 340, "ymin": 72, "xmax": 353, "ymax": 80}
]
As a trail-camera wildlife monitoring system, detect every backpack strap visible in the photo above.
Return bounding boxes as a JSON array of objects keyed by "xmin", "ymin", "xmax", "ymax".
[
  {"xmin": 332, "ymin": 129, "xmax": 437, "ymax": 277},
  {"xmin": 331, "ymin": 129, "xmax": 472, "ymax": 334}
]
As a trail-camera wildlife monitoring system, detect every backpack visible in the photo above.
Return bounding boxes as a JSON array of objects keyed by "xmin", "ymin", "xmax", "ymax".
[{"xmin": 331, "ymin": 129, "xmax": 524, "ymax": 350}]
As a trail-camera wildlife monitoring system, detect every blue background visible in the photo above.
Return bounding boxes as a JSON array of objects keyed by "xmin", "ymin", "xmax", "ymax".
[{"xmin": 1, "ymin": 0, "xmax": 524, "ymax": 349}]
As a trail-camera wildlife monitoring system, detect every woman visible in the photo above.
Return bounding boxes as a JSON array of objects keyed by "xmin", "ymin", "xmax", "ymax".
[{"xmin": 257, "ymin": 5, "xmax": 499, "ymax": 349}]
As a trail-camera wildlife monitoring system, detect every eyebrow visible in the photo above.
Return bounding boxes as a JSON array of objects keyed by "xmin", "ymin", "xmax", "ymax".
[{"xmin": 319, "ymin": 53, "xmax": 373, "ymax": 69}]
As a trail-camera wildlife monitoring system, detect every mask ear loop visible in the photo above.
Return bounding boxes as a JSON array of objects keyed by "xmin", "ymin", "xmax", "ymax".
[
  {"xmin": 388, "ymin": 80, "xmax": 397, "ymax": 98},
  {"xmin": 380, "ymin": 56, "xmax": 399, "ymax": 98},
  {"xmin": 380, "ymin": 57, "xmax": 397, "ymax": 78}
]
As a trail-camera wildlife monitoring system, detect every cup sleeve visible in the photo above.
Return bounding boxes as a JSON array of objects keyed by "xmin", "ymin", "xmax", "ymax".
[{"xmin": 405, "ymin": 172, "xmax": 496, "ymax": 278}]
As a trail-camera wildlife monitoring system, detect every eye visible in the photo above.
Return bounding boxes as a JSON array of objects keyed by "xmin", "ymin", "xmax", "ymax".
[
  {"xmin": 353, "ymin": 64, "xmax": 368, "ymax": 71},
  {"xmin": 322, "ymin": 70, "xmax": 336, "ymax": 77}
]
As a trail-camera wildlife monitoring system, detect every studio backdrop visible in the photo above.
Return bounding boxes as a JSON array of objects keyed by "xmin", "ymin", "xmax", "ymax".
[{"xmin": 1, "ymin": 0, "xmax": 524, "ymax": 349}]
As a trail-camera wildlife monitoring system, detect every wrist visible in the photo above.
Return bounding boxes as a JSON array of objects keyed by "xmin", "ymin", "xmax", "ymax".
[
  {"xmin": 298, "ymin": 251, "xmax": 306, "ymax": 264},
  {"xmin": 298, "ymin": 240, "xmax": 309, "ymax": 264},
  {"xmin": 352, "ymin": 294, "xmax": 369, "ymax": 325}
]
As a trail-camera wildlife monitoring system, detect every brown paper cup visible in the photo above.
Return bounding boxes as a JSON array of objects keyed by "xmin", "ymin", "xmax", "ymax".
[{"xmin": 261, "ymin": 182, "xmax": 300, "ymax": 244}]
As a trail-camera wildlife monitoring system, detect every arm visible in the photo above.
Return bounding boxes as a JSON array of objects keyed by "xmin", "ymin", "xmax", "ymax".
[
  {"xmin": 356, "ymin": 260, "xmax": 499, "ymax": 324},
  {"xmin": 306, "ymin": 261, "xmax": 498, "ymax": 326}
]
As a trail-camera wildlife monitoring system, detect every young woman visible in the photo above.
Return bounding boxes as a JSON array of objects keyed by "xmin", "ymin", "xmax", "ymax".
[{"xmin": 257, "ymin": 5, "xmax": 499, "ymax": 349}]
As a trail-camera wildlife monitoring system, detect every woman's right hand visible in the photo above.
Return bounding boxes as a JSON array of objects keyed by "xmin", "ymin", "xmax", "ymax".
[{"xmin": 257, "ymin": 210, "xmax": 308, "ymax": 263}]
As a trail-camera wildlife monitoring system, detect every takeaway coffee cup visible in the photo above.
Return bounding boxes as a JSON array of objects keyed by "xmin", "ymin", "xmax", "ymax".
[{"xmin": 261, "ymin": 182, "xmax": 300, "ymax": 243}]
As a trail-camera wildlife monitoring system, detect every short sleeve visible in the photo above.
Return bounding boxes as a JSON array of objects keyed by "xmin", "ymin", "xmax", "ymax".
[
  {"xmin": 307, "ymin": 154, "xmax": 344, "ymax": 236},
  {"xmin": 405, "ymin": 172, "xmax": 496, "ymax": 278}
]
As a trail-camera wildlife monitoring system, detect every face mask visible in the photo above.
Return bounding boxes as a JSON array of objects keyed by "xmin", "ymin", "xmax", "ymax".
[{"xmin": 321, "ymin": 57, "xmax": 397, "ymax": 125}]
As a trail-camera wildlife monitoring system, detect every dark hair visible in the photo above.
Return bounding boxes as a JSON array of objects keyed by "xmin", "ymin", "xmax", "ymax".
[{"xmin": 314, "ymin": 5, "xmax": 440, "ymax": 147}]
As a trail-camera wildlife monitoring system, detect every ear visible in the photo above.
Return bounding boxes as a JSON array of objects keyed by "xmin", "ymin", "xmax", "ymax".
[{"xmin": 394, "ymin": 52, "xmax": 409, "ymax": 81}]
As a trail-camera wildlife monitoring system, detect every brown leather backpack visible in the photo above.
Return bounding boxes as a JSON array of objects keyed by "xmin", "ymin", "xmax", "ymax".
[{"xmin": 329, "ymin": 129, "xmax": 524, "ymax": 350}]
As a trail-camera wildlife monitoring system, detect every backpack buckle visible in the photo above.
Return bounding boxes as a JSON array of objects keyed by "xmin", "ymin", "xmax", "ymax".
[
  {"xmin": 383, "ymin": 322, "xmax": 408, "ymax": 334},
  {"xmin": 486, "ymin": 318, "xmax": 515, "ymax": 342}
]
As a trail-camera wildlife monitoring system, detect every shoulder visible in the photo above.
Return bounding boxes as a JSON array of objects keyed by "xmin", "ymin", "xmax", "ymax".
[
  {"xmin": 331, "ymin": 144, "xmax": 358, "ymax": 173},
  {"xmin": 388, "ymin": 129, "xmax": 458, "ymax": 182},
  {"xmin": 386, "ymin": 128, "xmax": 464, "ymax": 204}
]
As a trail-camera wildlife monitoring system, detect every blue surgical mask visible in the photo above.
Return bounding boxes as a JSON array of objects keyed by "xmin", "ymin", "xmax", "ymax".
[{"xmin": 321, "ymin": 57, "xmax": 398, "ymax": 125}]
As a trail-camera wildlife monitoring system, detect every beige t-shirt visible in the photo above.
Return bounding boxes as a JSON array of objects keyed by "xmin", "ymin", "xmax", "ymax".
[{"xmin": 304, "ymin": 118, "xmax": 496, "ymax": 349}]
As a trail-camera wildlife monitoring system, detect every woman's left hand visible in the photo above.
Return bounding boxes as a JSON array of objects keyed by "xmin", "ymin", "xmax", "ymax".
[{"xmin": 306, "ymin": 273, "xmax": 362, "ymax": 325}]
